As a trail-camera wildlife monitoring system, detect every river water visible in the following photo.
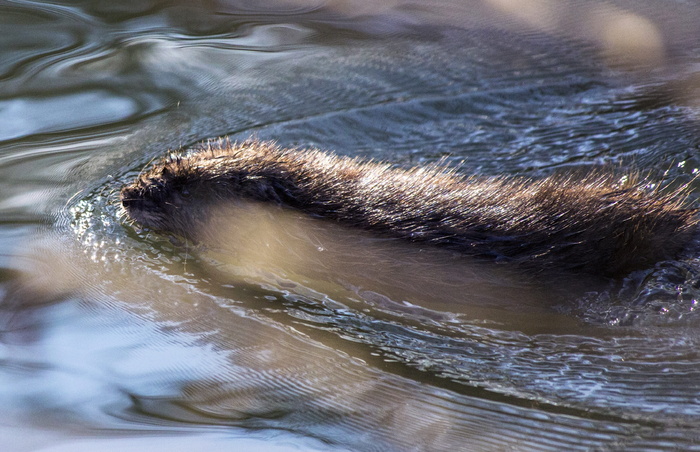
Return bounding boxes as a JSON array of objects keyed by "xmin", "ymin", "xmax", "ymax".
[{"xmin": 3, "ymin": 1, "xmax": 700, "ymax": 451}]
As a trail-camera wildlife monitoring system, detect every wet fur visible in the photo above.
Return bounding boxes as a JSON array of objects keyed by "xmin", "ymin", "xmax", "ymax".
[{"xmin": 121, "ymin": 140, "xmax": 697, "ymax": 276}]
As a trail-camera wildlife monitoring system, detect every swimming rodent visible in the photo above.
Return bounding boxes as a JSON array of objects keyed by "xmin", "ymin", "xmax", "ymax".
[{"xmin": 120, "ymin": 140, "xmax": 697, "ymax": 277}]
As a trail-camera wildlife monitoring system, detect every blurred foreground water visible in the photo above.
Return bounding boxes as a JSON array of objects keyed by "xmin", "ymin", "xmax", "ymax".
[{"xmin": 3, "ymin": 1, "xmax": 700, "ymax": 450}]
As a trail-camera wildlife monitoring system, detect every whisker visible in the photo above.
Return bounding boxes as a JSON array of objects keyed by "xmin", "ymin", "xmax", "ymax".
[{"xmin": 64, "ymin": 189, "xmax": 85, "ymax": 209}]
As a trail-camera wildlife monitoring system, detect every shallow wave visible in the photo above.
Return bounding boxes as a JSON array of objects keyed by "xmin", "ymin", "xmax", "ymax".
[{"xmin": 32, "ymin": 173, "xmax": 699, "ymax": 450}]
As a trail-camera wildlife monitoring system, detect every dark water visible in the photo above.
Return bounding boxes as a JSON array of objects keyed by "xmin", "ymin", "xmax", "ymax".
[{"xmin": 4, "ymin": 1, "xmax": 700, "ymax": 450}]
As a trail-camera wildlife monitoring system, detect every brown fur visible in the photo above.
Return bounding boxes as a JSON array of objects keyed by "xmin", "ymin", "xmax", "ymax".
[{"xmin": 120, "ymin": 140, "xmax": 697, "ymax": 276}]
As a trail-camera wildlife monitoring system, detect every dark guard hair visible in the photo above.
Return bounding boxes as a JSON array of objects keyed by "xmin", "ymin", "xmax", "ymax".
[{"xmin": 121, "ymin": 140, "xmax": 697, "ymax": 277}]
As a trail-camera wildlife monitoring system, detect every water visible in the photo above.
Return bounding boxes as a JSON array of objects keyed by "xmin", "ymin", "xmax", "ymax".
[{"xmin": 3, "ymin": 1, "xmax": 700, "ymax": 450}]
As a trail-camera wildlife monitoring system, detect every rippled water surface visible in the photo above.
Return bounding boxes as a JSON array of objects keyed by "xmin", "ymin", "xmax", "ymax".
[{"xmin": 4, "ymin": 1, "xmax": 700, "ymax": 451}]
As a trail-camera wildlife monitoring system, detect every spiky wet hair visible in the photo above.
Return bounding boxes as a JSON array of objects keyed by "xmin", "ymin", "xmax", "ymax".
[{"xmin": 121, "ymin": 140, "xmax": 697, "ymax": 276}]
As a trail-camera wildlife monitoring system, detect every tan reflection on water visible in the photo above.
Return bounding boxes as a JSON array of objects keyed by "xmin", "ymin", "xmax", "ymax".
[
  {"xmin": 195, "ymin": 201, "xmax": 584, "ymax": 324},
  {"xmin": 484, "ymin": 0, "xmax": 666, "ymax": 68}
]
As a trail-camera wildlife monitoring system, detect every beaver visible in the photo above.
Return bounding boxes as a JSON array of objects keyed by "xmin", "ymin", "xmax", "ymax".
[{"xmin": 120, "ymin": 140, "xmax": 697, "ymax": 277}]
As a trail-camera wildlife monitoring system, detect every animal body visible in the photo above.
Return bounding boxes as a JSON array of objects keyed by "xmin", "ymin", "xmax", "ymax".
[{"xmin": 120, "ymin": 140, "xmax": 697, "ymax": 276}]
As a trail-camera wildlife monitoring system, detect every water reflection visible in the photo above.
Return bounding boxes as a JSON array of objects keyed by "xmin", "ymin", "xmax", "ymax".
[
  {"xmin": 0, "ymin": 92, "xmax": 141, "ymax": 141},
  {"xmin": 0, "ymin": 232, "xmax": 652, "ymax": 451}
]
